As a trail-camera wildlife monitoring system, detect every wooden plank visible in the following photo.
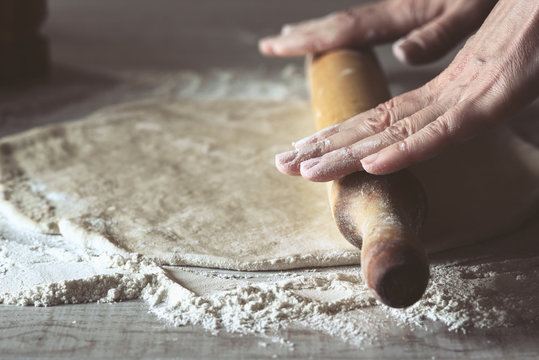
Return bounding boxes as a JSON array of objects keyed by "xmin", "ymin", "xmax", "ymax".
[{"xmin": 1, "ymin": 301, "xmax": 538, "ymax": 359}]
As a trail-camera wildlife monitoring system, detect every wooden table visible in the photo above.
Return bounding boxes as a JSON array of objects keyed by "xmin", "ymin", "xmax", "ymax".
[{"xmin": 2, "ymin": 300, "xmax": 539, "ymax": 359}]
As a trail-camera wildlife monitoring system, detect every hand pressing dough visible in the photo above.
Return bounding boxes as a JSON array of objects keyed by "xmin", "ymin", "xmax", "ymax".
[{"xmin": 0, "ymin": 99, "xmax": 537, "ymax": 270}]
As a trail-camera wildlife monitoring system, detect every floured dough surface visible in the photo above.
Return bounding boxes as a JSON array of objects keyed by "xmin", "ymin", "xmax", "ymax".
[
  {"xmin": 0, "ymin": 100, "xmax": 359, "ymax": 270},
  {"xmin": 0, "ymin": 98, "xmax": 538, "ymax": 271}
]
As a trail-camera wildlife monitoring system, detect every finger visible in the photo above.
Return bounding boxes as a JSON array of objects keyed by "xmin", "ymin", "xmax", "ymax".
[
  {"xmin": 277, "ymin": 125, "xmax": 367, "ymax": 176},
  {"xmin": 293, "ymin": 88, "xmax": 430, "ymax": 150},
  {"xmin": 392, "ymin": 5, "xmax": 492, "ymax": 65},
  {"xmin": 278, "ymin": 88, "xmax": 432, "ymax": 176},
  {"xmin": 299, "ymin": 105, "xmax": 444, "ymax": 181},
  {"xmin": 277, "ymin": 94, "xmax": 429, "ymax": 176},
  {"xmin": 392, "ymin": 19, "xmax": 462, "ymax": 65},
  {"xmin": 361, "ymin": 107, "xmax": 465, "ymax": 175},
  {"xmin": 300, "ymin": 146, "xmax": 359, "ymax": 182},
  {"xmin": 259, "ymin": 1, "xmax": 432, "ymax": 57},
  {"xmin": 259, "ymin": 13, "xmax": 361, "ymax": 58},
  {"xmin": 292, "ymin": 124, "xmax": 340, "ymax": 149},
  {"xmin": 275, "ymin": 140, "xmax": 330, "ymax": 176},
  {"xmin": 355, "ymin": 104, "xmax": 446, "ymax": 154},
  {"xmin": 280, "ymin": 18, "xmax": 321, "ymax": 36}
]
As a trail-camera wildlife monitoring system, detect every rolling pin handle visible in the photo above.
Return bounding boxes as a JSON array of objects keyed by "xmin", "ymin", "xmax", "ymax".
[
  {"xmin": 363, "ymin": 239, "xmax": 429, "ymax": 308},
  {"xmin": 308, "ymin": 49, "xmax": 430, "ymax": 307}
]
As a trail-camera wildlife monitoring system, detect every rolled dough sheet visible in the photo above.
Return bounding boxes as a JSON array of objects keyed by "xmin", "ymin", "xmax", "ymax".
[
  {"xmin": 0, "ymin": 99, "xmax": 537, "ymax": 270},
  {"xmin": 411, "ymin": 124, "xmax": 539, "ymax": 252},
  {"xmin": 0, "ymin": 100, "xmax": 359, "ymax": 270}
]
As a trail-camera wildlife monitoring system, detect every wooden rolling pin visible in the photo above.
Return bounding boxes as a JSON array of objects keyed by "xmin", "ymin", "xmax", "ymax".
[{"xmin": 307, "ymin": 49, "xmax": 429, "ymax": 308}]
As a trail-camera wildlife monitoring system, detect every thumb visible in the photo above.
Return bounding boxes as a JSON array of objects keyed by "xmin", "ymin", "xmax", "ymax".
[
  {"xmin": 392, "ymin": 4, "xmax": 492, "ymax": 66},
  {"xmin": 259, "ymin": 1, "xmax": 432, "ymax": 58}
]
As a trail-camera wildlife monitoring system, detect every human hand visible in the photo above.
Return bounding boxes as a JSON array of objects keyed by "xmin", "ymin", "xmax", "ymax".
[
  {"xmin": 264, "ymin": 0, "xmax": 539, "ymax": 180},
  {"xmin": 260, "ymin": 0, "xmax": 497, "ymax": 65}
]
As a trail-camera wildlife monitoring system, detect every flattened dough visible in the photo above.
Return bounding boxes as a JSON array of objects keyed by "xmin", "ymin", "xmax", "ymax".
[
  {"xmin": 0, "ymin": 100, "xmax": 359, "ymax": 270},
  {"xmin": 414, "ymin": 126, "xmax": 539, "ymax": 252},
  {"xmin": 0, "ymin": 99, "xmax": 538, "ymax": 270}
]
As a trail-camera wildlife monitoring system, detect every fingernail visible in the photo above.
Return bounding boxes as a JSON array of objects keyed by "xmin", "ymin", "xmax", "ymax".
[
  {"xmin": 361, "ymin": 153, "xmax": 378, "ymax": 166},
  {"xmin": 259, "ymin": 38, "xmax": 275, "ymax": 54},
  {"xmin": 300, "ymin": 158, "xmax": 321, "ymax": 171},
  {"xmin": 392, "ymin": 37, "xmax": 421, "ymax": 65},
  {"xmin": 275, "ymin": 150, "xmax": 297, "ymax": 165}
]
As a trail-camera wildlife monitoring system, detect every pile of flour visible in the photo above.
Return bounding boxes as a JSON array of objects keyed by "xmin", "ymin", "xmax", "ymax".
[{"xmin": 1, "ymin": 66, "xmax": 539, "ymax": 347}]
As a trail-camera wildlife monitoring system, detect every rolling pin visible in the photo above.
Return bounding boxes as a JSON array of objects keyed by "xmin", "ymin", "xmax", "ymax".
[{"xmin": 307, "ymin": 49, "xmax": 429, "ymax": 308}]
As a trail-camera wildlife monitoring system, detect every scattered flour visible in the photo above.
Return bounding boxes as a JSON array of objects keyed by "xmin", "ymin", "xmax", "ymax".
[
  {"xmin": 2, "ymin": 204, "xmax": 539, "ymax": 347},
  {"xmin": 1, "ymin": 67, "xmax": 539, "ymax": 347}
]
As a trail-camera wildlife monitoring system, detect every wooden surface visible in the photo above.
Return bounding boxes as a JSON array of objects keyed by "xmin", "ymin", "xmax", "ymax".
[
  {"xmin": 1, "ymin": 300, "xmax": 539, "ymax": 360},
  {"xmin": 1, "ymin": 0, "xmax": 539, "ymax": 359}
]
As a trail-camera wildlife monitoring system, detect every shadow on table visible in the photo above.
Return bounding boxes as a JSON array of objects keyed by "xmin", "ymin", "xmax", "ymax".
[{"xmin": 0, "ymin": 63, "xmax": 117, "ymax": 137}]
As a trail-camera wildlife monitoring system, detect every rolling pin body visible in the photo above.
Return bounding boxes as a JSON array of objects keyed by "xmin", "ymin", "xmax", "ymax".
[{"xmin": 307, "ymin": 49, "xmax": 429, "ymax": 308}]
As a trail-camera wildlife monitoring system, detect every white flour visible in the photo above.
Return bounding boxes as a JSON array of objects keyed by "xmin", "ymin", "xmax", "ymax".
[{"xmin": 1, "ymin": 67, "xmax": 539, "ymax": 347}]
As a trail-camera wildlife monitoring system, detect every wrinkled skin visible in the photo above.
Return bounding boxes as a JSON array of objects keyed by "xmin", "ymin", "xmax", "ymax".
[{"xmin": 259, "ymin": 0, "xmax": 539, "ymax": 180}]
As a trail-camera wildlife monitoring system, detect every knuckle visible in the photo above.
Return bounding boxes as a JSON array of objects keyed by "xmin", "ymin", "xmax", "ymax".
[
  {"xmin": 363, "ymin": 116, "xmax": 389, "ymax": 134},
  {"xmin": 368, "ymin": 102, "xmax": 399, "ymax": 130},
  {"xmin": 308, "ymin": 138, "xmax": 332, "ymax": 157},
  {"xmin": 374, "ymin": 103, "xmax": 388, "ymax": 115},
  {"xmin": 425, "ymin": 116, "xmax": 452, "ymax": 140},
  {"xmin": 340, "ymin": 145, "xmax": 354, "ymax": 156},
  {"xmin": 306, "ymin": 144, "xmax": 322, "ymax": 158},
  {"xmin": 420, "ymin": 81, "xmax": 439, "ymax": 103},
  {"xmin": 385, "ymin": 118, "xmax": 415, "ymax": 140},
  {"xmin": 320, "ymin": 138, "xmax": 332, "ymax": 152},
  {"xmin": 396, "ymin": 139, "xmax": 411, "ymax": 155},
  {"xmin": 338, "ymin": 145, "xmax": 357, "ymax": 161},
  {"xmin": 383, "ymin": 98, "xmax": 400, "ymax": 109}
]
